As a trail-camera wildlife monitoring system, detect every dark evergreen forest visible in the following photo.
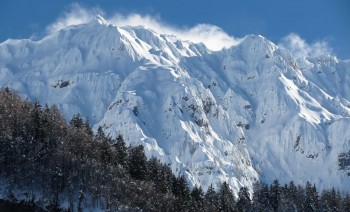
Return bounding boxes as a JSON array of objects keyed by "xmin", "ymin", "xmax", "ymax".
[{"xmin": 0, "ymin": 88, "xmax": 349, "ymax": 211}]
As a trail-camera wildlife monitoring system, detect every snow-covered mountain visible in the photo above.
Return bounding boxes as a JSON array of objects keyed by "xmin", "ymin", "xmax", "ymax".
[{"xmin": 1, "ymin": 15, "xmax": 350, "ymax": 194}]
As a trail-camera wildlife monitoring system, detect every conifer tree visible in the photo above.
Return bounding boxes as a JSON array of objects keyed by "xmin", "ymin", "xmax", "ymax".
[
  {"xmin": 158, "ymin": 164, "xmax": 173, "ymax": 193},
  {"xmin": 114, "ymin": 134, "xmax": 128, "ymax": 167},
  {"xmin": 320, "ymin": 188, "xmax": 341, "ymax": 211},
  {"xmin": 218, "ymin": 181, "xmax": 235, "ymax": 212},
  {"xmin": 100, "ymin": 138, "xmax": 112, "ymax": 166},
  {"xmin": 236, "ymin": 186, "xmax": 251, "ymax": 211},
  {"xmin": 269, "ymin": 179, "xmax": 281, "ymax": 212},
  {"xmin": 205, "ymin": 183, "xmax": 219, "ymax": 211},
  {"xmin": 69, "ymin": 113, "xmax": 84, "ymax": 128},
  {"xmin": 342, "ymin": 194, "xmax": 350, "ymax": 212},
  {"xmin": 190, "ymin": 186, "xmax": 205, "ymax": 211},
  {"xmin": 172, "ymin": 175, "xmax": 191, "ymax": 211},
  {"xmin": 288, "ymin": 181, "xmax": 299, "ymax": 210},
  {"xmin": 147, "ymin": 157, "xmax": 170, "ymax": 193},
  {"xmin": 304, "ymin": 181, "xmax": 319, "ymax": 211},
  {"xmin": 84, "ymin": 117, "xmax": 93, "ymax": 136},
  {"xmin": 128, "ymin": 145, "xmax": 147, "ymax": 180},
  {"xmin": 31, "ymin": 101, "xmax": 43, "ymax": 143},
  {"xmin": 96, "ymin": 126, "xmax": 106, "ymax": 141},
  {"xmin": 252, "ymin": 182, "xmax": 271, "ymax": 211}
]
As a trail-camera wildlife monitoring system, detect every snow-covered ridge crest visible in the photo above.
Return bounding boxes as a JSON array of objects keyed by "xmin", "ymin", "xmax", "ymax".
[
  {"xmin": 1, "ymin": 16, "xmax": 350, "ymax": 194},
  {"xmin": 94, "ymin": 14, "xmax": 108, "ymax": 25}
]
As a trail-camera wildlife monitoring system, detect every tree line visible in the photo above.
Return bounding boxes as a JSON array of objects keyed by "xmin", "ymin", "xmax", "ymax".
[{"xmin": 0, "ymin": 88, "xmax": 349, "ymax": 211}]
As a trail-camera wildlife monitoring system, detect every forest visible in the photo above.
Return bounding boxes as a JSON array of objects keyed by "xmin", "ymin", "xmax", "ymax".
[{"xmin": 0, "ymin": 88, "xmax": 350, "ymax": 211}]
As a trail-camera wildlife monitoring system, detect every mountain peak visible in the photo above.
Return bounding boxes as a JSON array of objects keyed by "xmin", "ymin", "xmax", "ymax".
[
  {"xmin": 92, "ymin": 14, "xmax": 108, "ymax": 25},
  {"xmin": 239, "ymin": 34, "xmax": 278, "ymax": 53}
]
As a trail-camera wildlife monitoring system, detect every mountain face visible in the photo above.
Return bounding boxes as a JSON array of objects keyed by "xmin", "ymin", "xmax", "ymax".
[{"xmin": 1, "ymin": 16, "xmax": 350, "ymax": 194}]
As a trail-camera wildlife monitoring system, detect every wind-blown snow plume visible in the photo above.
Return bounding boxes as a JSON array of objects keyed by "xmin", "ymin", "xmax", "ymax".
[
  {"xmin": 45, "ymin": 4, "xmax": 104, "ymax": 34},
  {"xmin": 109, "ymin": 13, "xmax": 240, "ymax": 50},
  {"xmin": 45, "ymin": 4, "xmax": 240, "ymax": 51},
  {"xmin": 279, "ymin": 33, "xmax": 333, "ymax": 58}
]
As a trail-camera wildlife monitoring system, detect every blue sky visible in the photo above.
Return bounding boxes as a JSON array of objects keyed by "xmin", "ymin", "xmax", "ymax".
[{"xmin": 1, "ymin": 0, "xmax": 349, "ymax": 58}]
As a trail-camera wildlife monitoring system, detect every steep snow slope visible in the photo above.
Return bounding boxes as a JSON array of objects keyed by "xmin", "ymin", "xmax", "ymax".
[
  {"xmin": 0, "ymin": 15, "xmax": 206, "ymax": 124},
  {"xmin": 184, "ymin": 35, "xmax": 350, "ymax": 190},
  {"xmin": 1, "ymin": 16, "xmax": 349, "ymax": 193}
]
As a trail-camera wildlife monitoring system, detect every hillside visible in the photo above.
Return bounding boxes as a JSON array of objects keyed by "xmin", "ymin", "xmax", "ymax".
[{"xmin": 1, "ymin": 15, "xmax": 349, "ymax": 194}]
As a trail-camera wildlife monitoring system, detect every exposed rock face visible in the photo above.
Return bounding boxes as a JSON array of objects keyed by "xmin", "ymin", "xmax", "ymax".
[{"xmin": 339, "ymin": 151, "xmax": 350, "ymax": 176}]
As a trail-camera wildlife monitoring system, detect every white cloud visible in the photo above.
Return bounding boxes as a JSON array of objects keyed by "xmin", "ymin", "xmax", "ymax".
[
  {"xmin": 279, "ymin": 33, "xmax": 332, "ymax": 59},
  {"xmin": 45, "ymin": 4, "xmax": 239, "ymax": 51}
]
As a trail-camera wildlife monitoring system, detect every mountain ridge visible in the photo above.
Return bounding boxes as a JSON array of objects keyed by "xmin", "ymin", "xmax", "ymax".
[{"xmin": 1, "ymin": 16, "xmax": 349, "ymax": 194}]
